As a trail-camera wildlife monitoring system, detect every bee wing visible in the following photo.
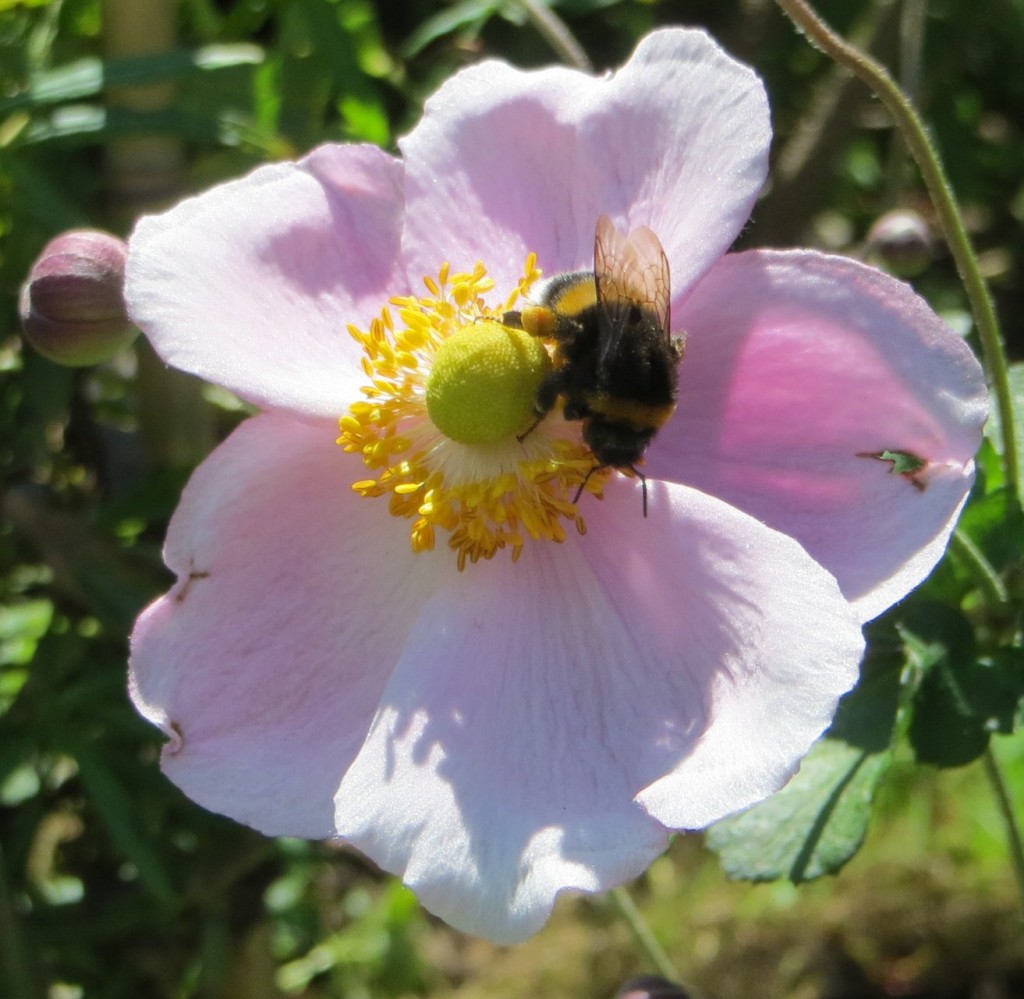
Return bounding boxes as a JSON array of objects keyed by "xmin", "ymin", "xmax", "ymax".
[
  {"xmin": 626, "ymin": 225, "xmax": 671, "ymax": 337},
  {"xmin": 593, "ymin": 215, "xmax": 672, "ymax": 365}
]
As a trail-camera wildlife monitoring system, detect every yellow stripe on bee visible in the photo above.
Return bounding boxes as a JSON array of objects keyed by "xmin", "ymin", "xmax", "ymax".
[
  {"xmin": 520, "ymin": 278, "xmax": 598, "ymax": 340},
  {"xmin": 548, "ymin": 277, "xmax": 597, "ymax": 317},
  {"xmin": 587, "ymin": 395, "xmax": 676, "ymax": 431},
  {"xmin": 520, "ymin": 305, "xmax": 559, "ymax": 340}
]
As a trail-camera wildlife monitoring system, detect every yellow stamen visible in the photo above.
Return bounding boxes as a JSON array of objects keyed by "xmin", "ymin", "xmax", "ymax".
[{"xmin": 337, "ymin": 258, "xmax": 610, "ymax": 567}]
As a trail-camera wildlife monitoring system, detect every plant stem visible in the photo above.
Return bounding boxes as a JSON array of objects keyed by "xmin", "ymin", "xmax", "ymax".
[
  {"xmin": 774, "ymin": 0, "xmax": 1019, "ymax": 500},
  {"xmin": 758, "ymin": 0, "xmax": 892, "ymax": 244},
  {"xmin": 883, "ymin": 0, "xmax": 926, "ymax": 204},
  {"xmin": 981, "ymin": 745, "xmax": 1024, "ymax": 919},
  {"xmin": 950, "ymin": 528, "xmax": 1009, "ymax": 608},
  {"xmin": 0, "ymin": 844, "xmax": 42, "ymax": 999},
  {"xmin": 608, "ymin": 885, "xmax": 681, "ymax": 982},
  {"xmin": 101, "ymin": 0, "xmax": 183, "ymax": 221},
  {"xmin": 898, "ymin": 0, "xmax": 926, "ymax": 105},
  {"xmin": 518, "ymin": 0, "xmax": 592, "ymax": 71},
  {"xmin": 103, "ymin": 0, "xmax": 216, "ymax": 468}
]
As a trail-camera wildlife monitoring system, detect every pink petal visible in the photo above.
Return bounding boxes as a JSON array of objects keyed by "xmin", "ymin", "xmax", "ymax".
[
  {"xmin": 399, "ymin": 28, "xmax": 769, "ymax": 297},
  {"xmin": 333, "ymin": 481, "xmax": 863, "ymax": 942},
  {"xmin": 648, "ymin": 250, "xmax": 988, "ymax": 621},
  {"xmin": 125, "ymin": 145, "xmax": 405, "ymax": 420},
  {"xmin": 129, "ymin": 412, "xmax": 442, "ymax": 837}
]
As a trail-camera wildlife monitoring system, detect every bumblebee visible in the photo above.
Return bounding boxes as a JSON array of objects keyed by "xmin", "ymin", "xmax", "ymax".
[{"xmin": 505, "ymin": 215, "xmax": 682, "ymax": 515}]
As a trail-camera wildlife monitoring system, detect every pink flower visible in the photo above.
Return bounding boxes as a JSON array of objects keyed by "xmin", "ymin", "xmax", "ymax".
[{"xmin": 126, "ymin": 29, "xmax": 987, "ymax": 942}]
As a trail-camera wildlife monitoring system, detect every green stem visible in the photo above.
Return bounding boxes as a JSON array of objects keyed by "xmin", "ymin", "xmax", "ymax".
[
  {"xmin": 103, "ymin": 0, "xmax": 216, "ymax": 469},
  {"xmin": 981, "ymin": 745, "xmax": 1024, "ymax": 919},
  {"xmin": 102, "ymin": 0, "xmax": 184, "ymax": 222},
  {"xmin": 0, "ymin": 844, "xmax": 42, "ymax": 999},
  {"xmin": 898, "ymin": 0, "xmax": 926, "ymax": 104},
  {"xmin": 950, "ymin": 528, "xmax": 1009, "ymax": 608},
  {"xmin": 517, "ymin": 0, "xmax": 592, "ymax": 71},
  {"xmin": 882, "ymin": 0, "xmax": 925, "ymax": 204},
  {"xmin": 608, "ymin": 885, "xmax": 681, "ymax": 982},
  {"xmin": 774, "ymin": 0, "xmax": 1019, "ymax": 499}
]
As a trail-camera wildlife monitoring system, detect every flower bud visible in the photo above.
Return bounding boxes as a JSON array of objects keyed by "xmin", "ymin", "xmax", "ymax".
[
  {"xmin": 19, "ymin": 229, "xmax": 138, "ymax": 366},
  {"xmin": 614, "ymin": 974, "xmax": 695, "ymax": 999},
  {"xmin": 866, "ymin": 209, "xmax": 934, "ymax": 278}
]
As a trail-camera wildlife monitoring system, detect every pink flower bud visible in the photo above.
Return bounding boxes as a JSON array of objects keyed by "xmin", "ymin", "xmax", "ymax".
[
  {"xmin": 19, "ymin": 229, "xmax": 138, "ymax": 366},
  {"xmin": 866, "ymin": 209, "xmax": 934, "ymax": 278}
]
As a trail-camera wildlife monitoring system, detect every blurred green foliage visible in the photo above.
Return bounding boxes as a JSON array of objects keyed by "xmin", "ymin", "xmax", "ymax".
[{"xmin": 1, "ymin": 1, "xmax": 1024, "ymax": 997}]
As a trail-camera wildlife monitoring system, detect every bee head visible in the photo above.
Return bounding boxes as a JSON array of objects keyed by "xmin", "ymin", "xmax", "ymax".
[{"xmin": 583, "ymin": 415, "xmax": 655, "ymax": 470}]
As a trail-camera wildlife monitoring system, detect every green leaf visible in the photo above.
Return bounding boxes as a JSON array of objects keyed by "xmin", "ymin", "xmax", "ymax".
[
  {"xmin": 829, "ymin": 633, "xmax": 903, "ymax": 751},
  {"xmin": 968, "ymin": 649, "xmax": 1024, "ymax": 734},
  {"xmin": 0, "ymin": 599, "xmax": 53, "ymax": 667},
  {"xmin": 898, "ymin": 600, "xmax": 976, "ymax": 673},
  {"xmin": 0, "ymin": 45, "xmax": 263, "ymax": 115},
  {"xmin": 20, "ymin": 105, "xmax": 226, "ymax": 146},
  {"xmin": 0, "ymin": 148, "xmax": 89, "ymax": 231},
  {"xmin": 706, "ymin": 659, "xmax": 900, "ymax": 882},
  {"xmin": 907, "ymin": 645, "xmax": 1024, "ymax": 766},
  {"xmin": 956, "ymin": 485, "xmax": 1024, "ymax": 575},
  {"xmin": 279, "ymin": 0, "xmax": 390, "ymax": 148},
  {"xmin": 0, "ymin": 737, "xmax": 33, "ymax": 800},
  {"xmin": 975, "ymin": 437, "xmax": 1005, "ymax": 494},
  {"xmin": 984, "ymin": 361, "xmax": 1024, "ymax": 496},
  {"xmin": 555, "ymin": 0, "xmax": 625, "ymax": 13},
  {"xmin": 707, "ymin": 740, "xmax": 892, "ymax": 882},
  {"xmin": 897, "ymin": 602, "xmax": 1022, "ymax": 766},
  {"xmin": 401, "ymin": 0, "xmax": 500, "ymax": 57},
  {"xmin": 907, "ymin": 658, "xmax": 989, "ymax": 767},
  {"xmin": 339, "ymin": 93, "xmax": 389, "ymax": 145}
]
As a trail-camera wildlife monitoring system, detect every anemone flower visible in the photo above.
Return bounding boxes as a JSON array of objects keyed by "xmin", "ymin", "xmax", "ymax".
[{"xmin": 126, "ymin": 28, "xmax": 987, "ymax": 942}]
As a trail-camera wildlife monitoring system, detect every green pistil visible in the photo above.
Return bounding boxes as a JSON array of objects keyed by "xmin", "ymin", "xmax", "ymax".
[{"xmin": 425, "ymin": 320, "xmax": 552, "ymax": 444}]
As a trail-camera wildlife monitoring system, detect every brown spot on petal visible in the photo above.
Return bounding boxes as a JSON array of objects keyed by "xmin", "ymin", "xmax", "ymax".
[
  {"xmin": 174, "ymin": 569, "xmax": 210, "ymax": 604},
  {"xmin": 857, "ymin": 449, "xmax": 928, "ymax": 492}
]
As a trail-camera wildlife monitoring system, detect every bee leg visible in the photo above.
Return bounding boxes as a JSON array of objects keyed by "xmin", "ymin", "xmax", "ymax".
[
  {"xmin": 630, "ymin": 466, "xmax": 649, "ymax": 517},
  {"xmin": 534, "ymin": 370, "xmax": 564, "ymax": 416},
  {"xmin": 572, "ymin": 464, "xmax": 604, "ymax": 505},
  {"xmin": 516, "ymin": 416, "xmax": 541, "ymax": 443},
  {"xmin": 519, "ymin": 368, "xmax": 569, "ymax": 444}
]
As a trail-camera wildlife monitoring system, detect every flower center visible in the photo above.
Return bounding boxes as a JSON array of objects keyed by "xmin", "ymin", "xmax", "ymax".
[
  {"xmin": 425, "ymin": 320, "xmax": 551, "ymax": 444},
  {"xmin": 337, "ymin": 258, "xmax": 609, "ymax": 569}
]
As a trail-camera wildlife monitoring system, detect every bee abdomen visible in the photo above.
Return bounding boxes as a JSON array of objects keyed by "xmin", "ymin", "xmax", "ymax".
[{"xmin": 586, "ymin": 394, "xmax": 676, "ymax": 433}]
